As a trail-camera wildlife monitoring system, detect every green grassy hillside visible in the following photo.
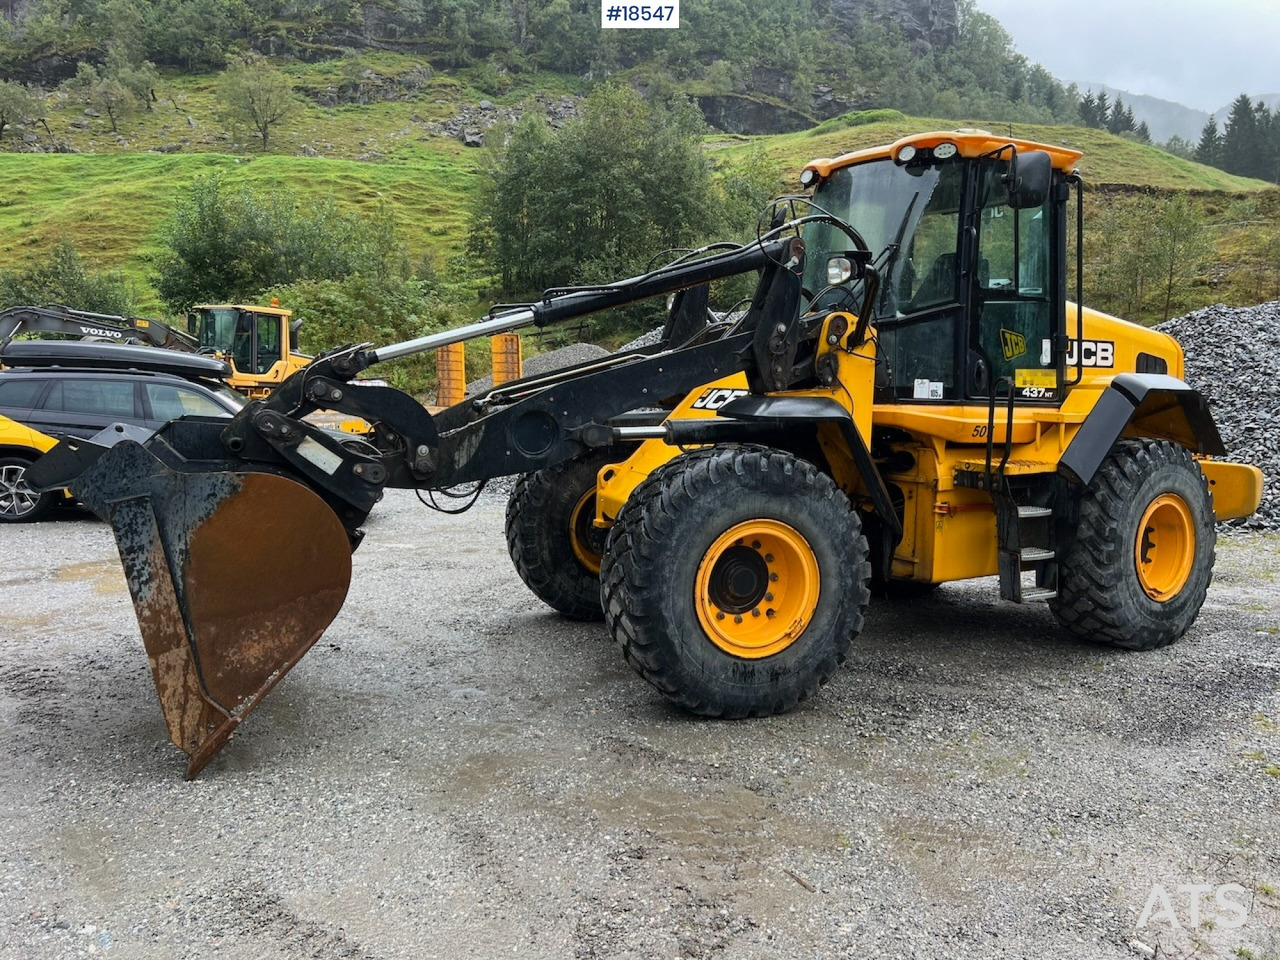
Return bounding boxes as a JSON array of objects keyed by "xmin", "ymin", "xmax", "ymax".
[
  {"xmin": 1, "ymin": 57, "xmax": 1274, "ymax": 314},
  {"xmin": 713, "ymin": 113, "xmax": 1270, "ymax": 193},
  {"xmin": 0, "ymin": 151, "xmax": 476, "ymax": 311}
]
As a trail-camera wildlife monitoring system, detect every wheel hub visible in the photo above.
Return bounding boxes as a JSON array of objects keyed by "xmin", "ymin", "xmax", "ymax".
[
  {"xmin": 695, "ymin": 519, "xmax": 820, "ymax": 659},
  {"xmin": 569, "ymin": 489, "xmax": 605, "ymax": 575},
  {"xmin": 1134, "ymin": 493, "xmax": 1195, "ymax": 601},
  {"xmin": 0, "ymin": 464, "xmax": 38, "ymax": 518}
]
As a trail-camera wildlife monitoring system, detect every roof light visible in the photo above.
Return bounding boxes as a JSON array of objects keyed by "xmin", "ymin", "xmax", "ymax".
[
  {"xmin": 897, "ymin": 144, "xmax": 917, "ymax": 163},
  {"xmin": 933, "ymin": 141, "xmax": 959, "ymax": 160},
  {"xmin": 799, "ymin": 168, "xmax": 818, "ymax": 188}
]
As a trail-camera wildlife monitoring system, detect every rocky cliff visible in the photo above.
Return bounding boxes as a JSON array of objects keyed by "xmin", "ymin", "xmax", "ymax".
[{"xmin": 831, "ymin": 0, "xmax": 959, "ymax": 51}]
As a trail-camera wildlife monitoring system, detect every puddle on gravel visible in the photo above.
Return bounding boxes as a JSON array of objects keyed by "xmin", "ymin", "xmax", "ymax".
[
  {"xmin": 55, "ymin": 560, "xmax": 126, "ymax": 597},
  {"xmin": 2, "ymin": 613, "xmax": 54, "ymax": 637},
  {"xmin": 887, "ymin": 814, "xmax": 1054, "ymax": 904}
]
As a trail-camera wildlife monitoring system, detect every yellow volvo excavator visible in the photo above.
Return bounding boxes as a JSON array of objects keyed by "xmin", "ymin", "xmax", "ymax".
[{"xmin": 32, "ymin": 131, "xmax": 1262, "ymax": 776}]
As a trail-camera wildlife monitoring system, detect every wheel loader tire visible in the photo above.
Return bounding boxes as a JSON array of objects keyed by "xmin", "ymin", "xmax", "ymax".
[
  {"xmin": 1049, "ymin": 439, "xmax": 1215, "ymax": 651},
  {"xmin": 600, "ymin": 445, "xmax": 871, "ymax": 717},
  {"xmin": 506, "ymin": 449, "xmax": 620, "ymax": 621},
  {"xmin": 0, "ymin": 456, "xmax": 56, "ymax": 523}
]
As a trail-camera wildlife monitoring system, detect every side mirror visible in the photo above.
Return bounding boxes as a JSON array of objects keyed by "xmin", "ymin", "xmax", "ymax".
[{"xmin": 1008, "ymin": 150, "xmax": 1052, "ymax": 209}]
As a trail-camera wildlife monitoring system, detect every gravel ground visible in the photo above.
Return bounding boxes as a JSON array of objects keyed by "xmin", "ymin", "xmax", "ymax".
[
  {"xmin": 1, "ymin": 494, "xmax": 1277, "ymax": 960},
  {"xmin": 1156, "ymin": 301, "xmax": 1279, "ymax": 531}
]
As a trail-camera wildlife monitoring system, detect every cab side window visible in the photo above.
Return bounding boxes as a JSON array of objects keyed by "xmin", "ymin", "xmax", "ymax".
[
  {"xmin": 254, "ymin": 314, "xmax": 280, "ymax": 375},
  {"xmin": 970, "ymin": 162, "xmax": 1055, "ymax": 398}
]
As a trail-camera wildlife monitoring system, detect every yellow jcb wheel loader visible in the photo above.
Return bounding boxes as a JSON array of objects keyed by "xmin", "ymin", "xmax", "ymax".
[{"xmin": 31, "ymin": 131, "xmax": 1262, "ymax": 775}]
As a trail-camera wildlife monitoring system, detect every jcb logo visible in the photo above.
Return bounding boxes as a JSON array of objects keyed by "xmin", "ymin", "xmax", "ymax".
[
  {"xmin": 1066, "ymin": 339, "xmax": 1115, "ymax": 368},
  {"xmin": 691, "ymin": 388, "xmax": 749, "ymax": 411},
  {"xmin": 1000, "ymin": 328, "xmax": 1027, "ymax": 361}
]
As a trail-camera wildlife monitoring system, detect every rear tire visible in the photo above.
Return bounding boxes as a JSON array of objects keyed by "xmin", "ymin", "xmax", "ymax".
[
  {"xmin": 601, "ymin": 445, "xmax": 871, "ymax": 717},
  {"xmin": 0, "ymin": 456, "xmax": 56, "ymax": 523},
  {"xmin": 505, "ymin": 449, "xmax": 621, "ymax": 621},
  {"xmin": 1049, "ymin": 439, "xmax": 1215, "ymax": 650}
]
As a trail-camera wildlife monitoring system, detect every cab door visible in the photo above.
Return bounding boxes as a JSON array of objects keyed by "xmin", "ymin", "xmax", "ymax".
[{"xmin": 967, "ymin": 159, "xmax": 1062, "ymax": 402}]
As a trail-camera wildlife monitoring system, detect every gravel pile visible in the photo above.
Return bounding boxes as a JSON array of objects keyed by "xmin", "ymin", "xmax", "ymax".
[
  {"xmin": 1156, "ymin": 301, "xmax": 1279, "ymax": 531},
  {"xmin": 465, "ymin": 341, "xmax": 610, "ymax": 397}
]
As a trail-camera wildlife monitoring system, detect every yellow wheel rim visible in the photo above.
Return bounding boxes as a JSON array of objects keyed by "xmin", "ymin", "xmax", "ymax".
[
  {"xmin": 569, "ymin": 488, "xmax": 602, "ymax": 575},
  {"xmin": 1134, "ymin": 493, "xmax": 1195, "ymax": 601},
  {"xmin": 695, "ymin": 520, "xmax": 820, "ymax": 659}
]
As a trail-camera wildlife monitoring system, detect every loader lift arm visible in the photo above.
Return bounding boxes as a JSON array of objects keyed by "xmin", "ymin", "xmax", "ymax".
[{"xmin": 31, "ymin": 225, "xmax": 892, "ymax": 776}]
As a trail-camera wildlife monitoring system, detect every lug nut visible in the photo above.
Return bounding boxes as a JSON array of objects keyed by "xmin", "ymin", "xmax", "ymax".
[
  {"xmin": 764, "ymin": 593, "xmax": 774, "ymax": 602},
  {"xmin": 734, "ymin": 615, "xmax": 743, "ymax": 624},
  {"xmin": 769, "ymin": 573, "xmax": 779, "ymax": 582}
]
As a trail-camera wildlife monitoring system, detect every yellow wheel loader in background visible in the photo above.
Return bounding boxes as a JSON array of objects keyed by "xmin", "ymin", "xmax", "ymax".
[
  {"xmin": 31, "ymin": 131, "xmax": 1263, "ymax": 775},
  {"xmin": 188, "ymin": 302, "xmax": 311, "ymax": 398},
  {"xmin": 0, "ymin": 301, "xmax": 311, "ymax": 399}
]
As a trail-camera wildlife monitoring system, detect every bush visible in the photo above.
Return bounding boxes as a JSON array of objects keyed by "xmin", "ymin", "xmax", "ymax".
[
  {"xmin": 154, "ymin": 175, "xmax": 411, "ymax": 311},
  {"xmin": 0, "ymin": 239, "xmax": 136, "ymax": 315},
  {"xmin": 262, "ymin": 274, "xmax": 469, "ymax": 397},
  {"xmin": 469, "ymin": 84, "xmax": 721, "ymax": 296}
]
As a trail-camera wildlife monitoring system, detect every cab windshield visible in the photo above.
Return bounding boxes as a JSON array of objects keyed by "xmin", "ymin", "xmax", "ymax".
[
  {"xmin": 802, "ymin": 158, "xmax": 959, "ymax": 318},
  {"xmin": 197, "ymin": 307, "xmax": 254, "ymax": 373},
  {"xmin": 197, "ymin": 308, "xmax": 238, "ymax": 353}
]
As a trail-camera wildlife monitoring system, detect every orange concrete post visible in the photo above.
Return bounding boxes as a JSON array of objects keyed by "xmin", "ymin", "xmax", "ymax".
[
  {"xmin": 435, "ymin": 342, "xmax": 466, "ymax": 407},
  {"xmin": 491, "ymin": 333, "xmax": 523, "ymax": 386}
]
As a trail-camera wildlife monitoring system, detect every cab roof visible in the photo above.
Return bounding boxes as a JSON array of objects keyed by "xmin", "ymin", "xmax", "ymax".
[
  {"xmin": 194, "ymin": 304, "xmax": 292, "ymax": 317},
  {"xmin": 804, "ymin": 130, "xmax": 1084, "ymax": 180}
]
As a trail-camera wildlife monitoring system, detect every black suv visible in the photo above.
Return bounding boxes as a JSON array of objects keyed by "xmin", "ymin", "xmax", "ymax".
[
  {"xmin": 0, "ymin": 341, "xmax": 244, "ymax": 521},
  {"xmin": 0, "ymin": 340, "xmax": 244, "ymax": 440}
]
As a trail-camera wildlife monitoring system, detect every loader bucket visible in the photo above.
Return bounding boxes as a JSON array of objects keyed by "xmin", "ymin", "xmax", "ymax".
[{"xmin": 65, "ymin": 439, "xmax": 353, "ymax": 777}]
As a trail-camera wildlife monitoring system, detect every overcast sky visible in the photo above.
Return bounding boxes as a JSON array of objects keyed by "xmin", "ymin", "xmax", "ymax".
[{"xmin": 974, "ymin": 0, "xmax": 1280, "ymax": 113}]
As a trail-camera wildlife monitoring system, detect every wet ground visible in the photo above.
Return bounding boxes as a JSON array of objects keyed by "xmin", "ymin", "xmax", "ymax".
[{"xmin": 1, "ymin": 492, "xmax": 1277, "ymax": 959}]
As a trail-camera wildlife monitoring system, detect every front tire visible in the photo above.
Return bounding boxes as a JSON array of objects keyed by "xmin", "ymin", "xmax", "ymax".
[
  {"xmin": 506, "ymin": 449, "xmax": 621, "ymax": 621},
  {"xmin": 1049, "ymin": 439, "xmax": 1215, "ymax": 650},
  {"xmin": 601, "ymin": 445, "xmax": 871, "ymax": 717},
  {"xmin": 0, "ymin": 456, "xmax": 56, "ymax": 523}
]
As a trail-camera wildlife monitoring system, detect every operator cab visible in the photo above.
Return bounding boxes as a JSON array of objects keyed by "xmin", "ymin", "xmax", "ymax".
[
  {"xmin": 802, "ymin": 132, "xmax": 1075, "ymax": 405},
  {"xmin": 191, "ymin": 303, "xmax": 301, "ymax": 379}
]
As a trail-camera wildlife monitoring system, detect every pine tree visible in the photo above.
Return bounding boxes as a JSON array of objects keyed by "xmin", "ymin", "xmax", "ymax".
[
  {"xmin": 1254, "ymin": 100, "xmax": 1277, "ymax": 183},
  {"xmin": 1095, "ymin": 90, "xmax": 1111, "ymax": 129},
  {"xmin": 1080, "ymin": 90, "xmax": 1098, "ymax": 128},
  {"xmin": 1135, "ymin": 121, "xmax": 1151, "ymax": 144},
  {"xmin": 1196, "ymin": 117, "xmax": 1222, "ymax": 168},
  {"xmin": 1107, "ymin": 96, "xmax": 1135, "ymax": 135},
  {"xmin": 1222, "ymin": 93, "xmax": 1258, "ymax": 177}
]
